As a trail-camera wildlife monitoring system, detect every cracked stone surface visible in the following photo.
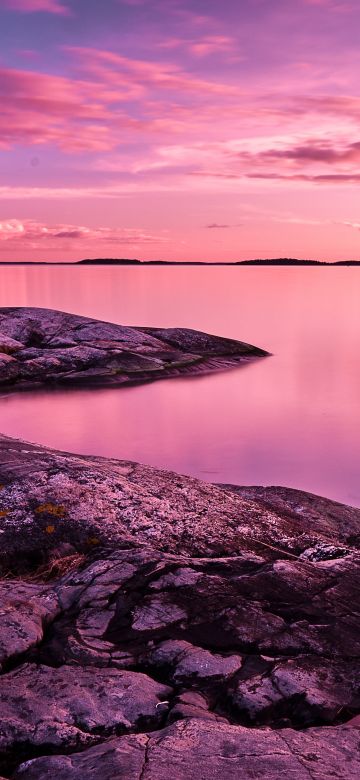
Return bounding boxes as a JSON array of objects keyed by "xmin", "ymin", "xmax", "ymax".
[
  {"xmin": 0, "ymin": 307, "xmax": 268, "ymax": 391},
  {"xmin": 1, "ymin": 436, "xmax": 360, "ymax": 777},
  {"xmin": 12, "ymin": 720, "xmax": 360, "ymax": 779},
  {"xmin": 0, "ymin": 541, "xmax": 359, "ymax": 775}
]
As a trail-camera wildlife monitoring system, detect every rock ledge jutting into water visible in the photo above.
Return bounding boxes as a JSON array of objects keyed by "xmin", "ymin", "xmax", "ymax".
[
  {"xmin": 0, "ymin": 434, "xmax": 360, "ymax": 778},
  {"xmin": 0, "ymin": 307, "xmax": 268, "ymax": 390}
]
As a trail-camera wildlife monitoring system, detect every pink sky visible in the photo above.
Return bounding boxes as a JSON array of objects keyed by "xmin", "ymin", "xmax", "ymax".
[{"xmin": 0, "ymin": 0, "xmax": 360, "ymax": 261}]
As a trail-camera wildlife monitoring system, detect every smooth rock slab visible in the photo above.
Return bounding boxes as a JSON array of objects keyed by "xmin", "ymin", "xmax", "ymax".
[
  {"xmin": 0, "ymin": 307, "xmax": 268, "ymax": 391},
  {"xmin": 13, "ymin": 719, "xmax": 360, "ymax": 779},
  {"xmin": 0, "ymin": 664, "xmax": 171, "ymax": 753},
  {"xmin": 146, "ymin": 639, "xmax": 243, "ymax": 685}
]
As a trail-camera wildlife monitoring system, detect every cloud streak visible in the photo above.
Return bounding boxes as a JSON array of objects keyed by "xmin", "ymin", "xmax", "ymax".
[
  {"xmin": 1, "ymin": 0, "xmax": 360, "ymax": 260},
  {"xmin": 0, "ymin": 219, "xmax": 166, "ymax": 249},
  {"xmin": 0, "ymin": 0, "xmax": 69, "ymax": 14}
]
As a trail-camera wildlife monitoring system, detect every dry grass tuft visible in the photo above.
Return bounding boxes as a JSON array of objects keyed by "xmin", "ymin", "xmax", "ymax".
[{"xmin": 1, "ymin": 553, "xmax": 87, "ymax": 583}]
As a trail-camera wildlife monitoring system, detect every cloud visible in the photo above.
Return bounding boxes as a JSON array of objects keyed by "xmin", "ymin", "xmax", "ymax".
[
  {"xmin": 258, "ymin": 139, "xmax": 360, "ymax": 164},
  {"xmin": 246, "ymin": 172, "xmax": 360, "ymax": 183},
  {"xmin": 342, "ymin": 220, "xmax": 360, "ymax": 230},
  {"xmin": 179, "ymin": 134, "xmax": 360, "ymax": 186},
  {"xmin": 0, "ymin": 219, "xmax": 166, "ymax": 249},
  {"xmin": 0, "ymin": 66, "xmax": 148, "ymax": 152},
  {"xmin": 205, "ymin": 222, "xmax": 243, "ymax": 229},
  {"xmin": 159, "ymin": 35, "xmax": 238, "ymax": 58},
  {"xmin": 67, "ymin": 46, "xmax": 240, "ymax": 97},
  {"xmin": 0, "ymin": 47, "xmax": 244, "ymax": 153},
  {"xmin": 302, "ymin": 0, "xmax": 352, "ymax": 8},
  {"xmin": 190, "ymin": 169, "xmax": 360, "ymax": 186},
  {"xmin": 0, "ymin": 0, "xmax": 69, "ymax": 14},
  {"xmin": 2, "ymin": 38, "xmax": 360, "ymax": 201},
  {"xmin": 206, "ymin": 223, "xmax": 231, "ymax": 229}
]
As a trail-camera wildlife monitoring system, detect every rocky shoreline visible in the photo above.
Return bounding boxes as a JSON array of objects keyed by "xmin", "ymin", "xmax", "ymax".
[
  {"xmin": 0, "ymin": 308, "xmax": 359, "ymax": 778},
  {"xmin": 0, "ymin": 307, "xmax": 268, "ymax": 391},
  {"xmin": 0, "ymin": 434, "xmax": 360, "ymax": 778}
]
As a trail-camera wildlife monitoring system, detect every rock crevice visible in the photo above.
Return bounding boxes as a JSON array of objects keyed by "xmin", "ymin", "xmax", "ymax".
[{"xmin": 1, "ymin": 436, "xmax": 360, "ymax": 778}]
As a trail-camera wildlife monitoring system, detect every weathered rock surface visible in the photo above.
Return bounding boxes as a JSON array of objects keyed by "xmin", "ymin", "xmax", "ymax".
[
  {"xmin": 1, "ymin": 434, "xmax": 359, "ymax": 573},
  {"xmin": 12, "ymin": 720, "xmax": 360, "ymax": 779},
  {"xmin": 0, "ymin": 664, "xmax": 170, "ymax": 757},
  {"xmin": 0, "ymin": 307, "xmax": 268, "ymax": 390},
  {"xmin": 1, "ymin": 435, "xmax": 360, "ymax": 777},
  {"xmin": 0, "ymin": 582, "xmax": 59, "ymax": 669},
  {"xmin": 0, "ymin": 540, "xmax": 359, "ymax": 774},
  {"xmin": 222, "ymin": 484, "xmax": 360, "ymax": 549}
]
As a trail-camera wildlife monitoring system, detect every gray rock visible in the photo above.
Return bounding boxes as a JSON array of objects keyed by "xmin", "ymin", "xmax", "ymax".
[
  {"xmin": 1, "ymin": 434, "xmax": 359, "ymax": 574},
  {"xmin": 13, "ymin": 720, "xmax": 360, "ymax": 779},
  {"xmin": 230, "ymin": 657, "xmax": 360, "ymax": 726},
  {"xmin": 299, "ymin": 542, "xmax": 350, "ymax": 561},
  {"xmin": 0, "ymin": 664, "xmax": 171, "ymax": 755},
  {"xmin": 0, "ymin": 545, "xmax": 358, "ymax": 776},
  {"xmin": 131, "ymin": 596, "xmax": 188, "ymax": 632},
  {"xmin": 13, "ymin": 734, "xmax": 149, "ymax": 780},
  {"xmin": 0, "ymin": 582, "xmax": 59, "ymax": 668},
  {"xmin": 147, "ymin": 639, "xmax": 242, "ymax": 684},
  {"xmin": 0, "ymin": 307, "xmax": 268, "ymax": 391},
  {"xmin": 222, "ymin": 484, "xmax": 360, "ymax": 548},
  {"xmin": 1, "ymin": 436, "xmax": 360, "ymax": 775},
  {"xmin": 23, "ymin": 547, "xmax": 360, "ymax": 730},
  {"xmin": 0, "ymin": 332, "xmax": 23, "ymax": 354}
]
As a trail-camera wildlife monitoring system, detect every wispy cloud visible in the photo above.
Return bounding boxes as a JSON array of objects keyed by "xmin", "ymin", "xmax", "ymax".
[
  {"xmin": 67, "ymin": 46, "xmax": 240, "ymax": 96},
  {"xmin": 341, "ymin": 220, "xmax": 360, "ymax": 229},
  {"xmin": 0, "ymin": 0, "xmax": 70, "ymax": 14},
  {"xmin": 0, "ymin": 66, "xmax": 148, "ymax": 152},
  {"xmin": 206, "ymin": 223, "xmax": 231, "ymax": 229},
  {"xmin": 158, "ymin": 35, "xmax": 238, "ymax": 58},
  {"xmin": 0, "ymin": 47, "xmax": 245, "ymax": 153},
  {"xmin": 302, "ymin": 0, "xmax": 352, "ymax": 9},
  {"xmin": 258, "ymin": 140, "xmax": 360, "ymax": 164},
  {"xmin": 1, "ymin": 0, "xmax": 360, "ymax": 261},
  {"xmin": 0, "ymin": 219, "xmax": 166, "ymax": 249},
  {"xmin": 206, "ymin": 222, "xmax": 242, "ymax": 229},
  {"xmin": 247, "ymin": 172, "xmax": 360, "ymax": 183}
]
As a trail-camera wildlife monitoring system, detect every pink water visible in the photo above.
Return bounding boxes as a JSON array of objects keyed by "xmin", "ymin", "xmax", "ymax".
[{"xmin": 0, "ymin": 265, "xmax": 360, "ymax": 506}]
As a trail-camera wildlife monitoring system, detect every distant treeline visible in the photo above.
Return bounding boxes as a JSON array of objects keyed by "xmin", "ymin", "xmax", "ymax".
[
  {"xmin": 77, "ymin": 258, "xmax": 360, "ymax": 266},
  {"xmin": 1, "ymin": 258, "xmax": 360, "ymax": 266}
]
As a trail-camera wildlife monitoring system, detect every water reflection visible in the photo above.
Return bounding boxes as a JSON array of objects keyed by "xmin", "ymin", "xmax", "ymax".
[{"xmin": 0, "ymin": 266, "xmax": 359, "ymax": 506}]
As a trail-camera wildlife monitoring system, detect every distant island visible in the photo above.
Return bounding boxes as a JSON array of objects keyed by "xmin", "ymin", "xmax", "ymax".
[
  {"xmin": 1, "ymin": 258, "xmax": 360, "ymax": 266},
  {"xmin": 78, "ymin": 258, "xmax": 360, "ymax": 266}
]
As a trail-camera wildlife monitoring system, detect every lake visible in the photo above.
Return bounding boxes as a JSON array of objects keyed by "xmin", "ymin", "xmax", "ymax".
[{"xmin": 0, "ymin": 265, "xmax": 359, "ymax": 507}]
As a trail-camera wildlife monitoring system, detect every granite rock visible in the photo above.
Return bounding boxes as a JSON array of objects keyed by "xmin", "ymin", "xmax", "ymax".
[
  {"xmin": 1, "ymin": 436, "xmax": 360, "ymax": 776},
  {"xmin": 0, "ymin": 664, "xmax": 170, "ymax": 756},
  {"xmin": 13, "ymin": 720, "xmax": 360, "ymax": 779},
  {"xmin": 1, "ymin": 435, "xmax": 359, "ymax": 573},
  {"xmin": 0, "ymin": 307, "xmax": 268, "ymax": 391}
]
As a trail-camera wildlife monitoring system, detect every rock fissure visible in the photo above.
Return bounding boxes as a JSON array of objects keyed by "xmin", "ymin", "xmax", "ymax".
[
  {"xmin": 1, "ymin": 434, "xmax": 360, "ymax": 777},
  {"xmin": 276, "ymin": 731, "xmax": 320, "ymax": 780}
]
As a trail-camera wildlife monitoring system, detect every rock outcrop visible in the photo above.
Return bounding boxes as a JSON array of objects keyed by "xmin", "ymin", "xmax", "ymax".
[
  {"xmin": 1, "ymin": 434, "xmax": 359, "ymax": 574},
  {"xmin": 0, "ymin": 544, "xmax": 360, "ymax": 776},
  {"xmin": 12, "ymin": 720, "xmax": 360, "ymax": 780},
  {"xmin": 0, "ymin": 307, "xmax": 268, "ymax": 390},
  {"xmin": 0, "ymin": 435, "xmax": 360, "ymax": 777}
]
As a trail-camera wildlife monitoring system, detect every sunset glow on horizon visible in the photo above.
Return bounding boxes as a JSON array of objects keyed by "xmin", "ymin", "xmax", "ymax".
[{"xmin": 1, "ymin": 0, "xmax": 360, "ymax": 262}]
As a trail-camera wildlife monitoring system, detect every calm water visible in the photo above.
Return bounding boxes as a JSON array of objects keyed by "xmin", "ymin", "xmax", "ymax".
[{"xmin": 0, "ymin": 266, "xmax": 360, "ymax": 507}]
